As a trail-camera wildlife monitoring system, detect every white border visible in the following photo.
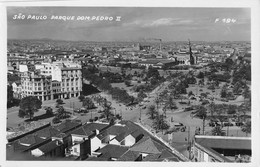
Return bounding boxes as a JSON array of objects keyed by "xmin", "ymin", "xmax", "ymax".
[{"xmin": 0, "ymin": 0, "xmax": 259, "ymax": 167}]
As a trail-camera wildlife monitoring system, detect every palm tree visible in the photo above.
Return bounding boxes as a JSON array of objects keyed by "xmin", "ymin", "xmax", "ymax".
[
  {"xmin": 211, "ymin": 126, "xmax": 226, "ymax": 136},
  {"xmin": 146, "ymin": 105, "xmax": 158, "ymax": 120},
  {"xmin": 208, "ymin": 102, "xmax": 216, "ymax": 117},
  {"xmin": 241, "ymin": 120, "xmax": 251, "ymax": 136},
  {"xmin": 102, "ymin": 100, "xmax": 112, "ymax": 121},
  {"xmin": 165, "ymin": 96, "xmax": 177, "ymax": 110},
  {"xmin": 153, "ymin": 114, "xmax": 170, "ymax": 133},
  {"xmin": 56, "ymin": 106, "xmax": 70, "ymax": 119},
  {"xmin": 155, "ymin": 97, "xmax": 160, "ymax": 110},
  {"xmin": 82, "ymin": 97, "xmax": 95, "ymax": 109},
  {"xmin": 195, "ymin": 106, "xmax": 207, "ymax": 135}
]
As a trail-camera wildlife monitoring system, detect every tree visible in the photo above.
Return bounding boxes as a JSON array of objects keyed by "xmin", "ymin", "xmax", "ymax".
[
  {"xmin": 195, "ymin": 106, "xmax": 207, "ymax": 135},
  {"xmin": 233, "ymin": 82, "xmax": 242, "ymax": 95},
  {"xmin": 124, "ymin": 80, "xmax": 132, "ymax": 87},
  {"xmin": 198, "ymin": 79, "xmax": 204, "ymax": 86},
  {"xmin": 197, "ymin": 71, "xmax": 204, "ymax": 79},
  {"xmin": 155, "ymin": 97, "xmax": 160, "ymax": 110},
  {"xmin": 45, "ymin": 107, "xmax": 53, "ymax": 116},
  {"xmin": 238, "ymin": 101, "xmax": 250, "ymax": 122},
  {"xmin": 220, "ymin": 84, "xmax": 228, "ymax": 98},
  {"xmin": 188, "ymin": 91, "xmax": 194, "ymax": 97},
  {"xmin": 78, "ymin": 95, "xmax": 85, "ymax": 102},
  {"xmin": 19, "ymin": 96, "xmax": 42, "ymax": 120},
  {"xmin": 7, "ymin": 85, "xmax": 14, "ymax": 108},
  {"xmin": 227, "ymin": 105, "xmax": 237, "ymax": 115},
  {"xmin": 82, "ymin": 97, "xmax": 95, "ymax": 109},
  {"xmin": 241, "ymin": 120, "xmax": 251, "ymax": 136},
  {"xmin": 52, "ymin": 117, "xmax": 61, "ymax": 124},
  {"xmin": 165, "ymin": 96, "xmax": 177, "ymax": 110},
  {"xmin": 56, "ymin": 99, "xmax": 63, "ymax": 105},
  {"xmin": 211, "ymin": 126, "xmax": 226, "ymax": 136},
  {"xmin": 147, "ymin": 66, "xmax": 160, "ymax": 80},
  {"xmin": 101, "ymin": 100, "xmax": 113, "ymax": 121},
  {"xmin": 56, "ymin": 106, "xmax": 70, "ymax": 119},
  {"xmin": 146, "ymin": 105, "xmax": 158, "ymax": 120},
  {"xmin": 243, "ymin": 86, "xmax": 251, "ymax": 99},
  {"xmin": 137, "ymin": 90, "xmax": 147, "ymax": 101},
  {"xmin": 153, "ymin": 114, "xmax": 170, "ymax": 132}
]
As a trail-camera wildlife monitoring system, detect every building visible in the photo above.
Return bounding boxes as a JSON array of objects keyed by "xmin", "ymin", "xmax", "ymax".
[
  {"xmin": 20, "ymin": 71, "xmax": 53, "ymax": 101},
  {"xmin": 37, "ymin": 61, "xmax": 82, "ymax": 99},
  {"xmin": 12, "ymin": 81, "xmax": 22, "ymax": 99},
  {"xmin": 7, "ymin": 57, "xmax": 44, "ymax": 70},
  {"xmin": 7, "ymin": 120, "xmax": 188, "ymax": 162},
  {"xmin": 191, "ymin": 135, "xmax": 251, "ymax": 162}
]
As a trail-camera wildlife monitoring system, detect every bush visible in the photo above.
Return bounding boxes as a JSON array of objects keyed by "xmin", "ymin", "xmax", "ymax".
[
  {"xmin": 115, "ymin": 114, "xmax": 122, "ymax": 120},
  {"xmin": 78, "ymin": 95, "xmax": 85, "ymax": 102},
  {"xmin": 94, "ymin": 116, "xmax": 99, "ymax": 121},
  {"xmin": 45, "ymin": 107, "xmax": 53, "ymax": 116},
  {"xmin": 56, "ymin": 99, "xmax": 63, "ymax": 105},
  {"xmin": 52, "ymin": 117, "xmax": 61, "ymax": 124}
]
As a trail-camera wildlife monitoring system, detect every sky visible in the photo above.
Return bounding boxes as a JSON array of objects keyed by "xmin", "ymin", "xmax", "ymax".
[{"xmin": 7, "ymin": 7, "xmax": 251, "ymax": 41}]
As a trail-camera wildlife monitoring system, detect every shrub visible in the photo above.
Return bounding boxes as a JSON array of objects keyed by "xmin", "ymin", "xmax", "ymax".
[{"xmin": 52, "ymin": 117, "xmax": 61, "ymax": 124}]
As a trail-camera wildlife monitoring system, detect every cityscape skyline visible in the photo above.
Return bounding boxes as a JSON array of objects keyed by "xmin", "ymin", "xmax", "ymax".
[{"xmin": 7, "ymin": 7, "xmax": 251, "ymax": 42}]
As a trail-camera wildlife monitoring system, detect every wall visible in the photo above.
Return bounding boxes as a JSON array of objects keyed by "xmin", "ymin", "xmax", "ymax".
[
  {"xmin": 90, "ymin": 136, "xmax": 102, "ymax": 153},
  {"xmin": 124, "ymin": 135, "xmax": 135, "ymax": 146},
  {"xmin": 110, "ymin": 139, "xmax": 120, "ymax": 145},
  {"xmin": 71, "ymin": 144, "xmax": 80, "ymax": 156},
  {"xmin": 31, "ymin": 148, "xmax": 44, "ymax": 157}
]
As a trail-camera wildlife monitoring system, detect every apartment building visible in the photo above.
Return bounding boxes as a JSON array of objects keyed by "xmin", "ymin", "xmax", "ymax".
[
  {"xmin": 20, "ymin": 71, "xmax": 53, "ymax": 101},
  {"xmin": 36, "ymin": 61, "xmax": 82, "ymax": 99}
]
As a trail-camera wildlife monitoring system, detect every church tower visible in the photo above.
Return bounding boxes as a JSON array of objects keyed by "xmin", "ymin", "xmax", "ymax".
[{"xmin": 189, "ymin": 39, "xmax": 195, "ymax": 65}]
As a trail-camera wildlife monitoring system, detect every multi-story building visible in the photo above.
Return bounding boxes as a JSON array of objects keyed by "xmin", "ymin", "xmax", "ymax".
[
  {"xmin": 18, "ymin": 61, "xmax": 82, "ymax": 101},
  {"xmin": 37, "ymin": 61, "xmax": 82, "ymax": 99},
  {"xmin": 191, "ymin": 135, "xmax": 251, "ymax": 162},
  {"xmin": 20, "ymin": 71, "xmax": 52, "ymax": 101}
]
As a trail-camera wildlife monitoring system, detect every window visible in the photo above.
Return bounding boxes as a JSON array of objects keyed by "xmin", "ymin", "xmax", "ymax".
[
  {"xmin": 74, "ymin": 148, "xmax": 77, "ymax": 153},
  {"xmin": 38, "ymin": 87, "xmax": 41, "ymax": 91}
]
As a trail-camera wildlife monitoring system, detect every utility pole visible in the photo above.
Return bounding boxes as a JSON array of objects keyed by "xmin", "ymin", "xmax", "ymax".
[
  {"xmin": 187, "ymin": 126, "xmax": 191, "ymax": 159},
  {"xmin": 139, "ymin": 107, "xmax": 142, "ymax": 123}
]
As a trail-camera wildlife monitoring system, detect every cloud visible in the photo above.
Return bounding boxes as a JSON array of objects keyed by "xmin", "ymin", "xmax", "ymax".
[{"xmin": 123, "ymin": 18, "xmax": 195, "ymax": 28}]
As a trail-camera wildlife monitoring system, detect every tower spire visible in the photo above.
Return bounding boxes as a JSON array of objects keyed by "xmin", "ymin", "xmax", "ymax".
[{"xmin": 188, "ymin": 39, "xmax": 194, "ymax": 65}]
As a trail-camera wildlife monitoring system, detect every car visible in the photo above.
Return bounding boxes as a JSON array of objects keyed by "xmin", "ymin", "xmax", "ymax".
[
  {"xmin": 235, "ymin": 122, "xmax": 244, "ymax": 126},
  {"xmin": 223, "ymin": 122, "xmax": 234, "ymax": 126},
  {"xmin": 141, "ymin": 106, "xmax": 146, "ymax": 109},
  {"xmin": 173, "ymin": 122, "xmax": 184, "ymax": 127}
]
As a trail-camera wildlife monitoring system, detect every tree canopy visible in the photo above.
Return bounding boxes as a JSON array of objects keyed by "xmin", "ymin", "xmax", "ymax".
[{"xmin": 19, "ymin": 96, "xmax": 42, "ymax": 120}]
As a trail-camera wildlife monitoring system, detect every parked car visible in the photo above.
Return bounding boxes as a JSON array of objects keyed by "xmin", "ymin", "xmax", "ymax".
[
  {"xmin": 173, "ymin": 122, "xmax": 184, "ymax": 127},
  {"xmin": 223, "ymin": 122, "xmax": 234, "ymax": 126},
  {"xmin": 235, "ymin": 122, "xmax": 244, "ymax": 126},
  {"xmin": 141, "ymin": 105, "xmax": 146, "ymax": 109}
]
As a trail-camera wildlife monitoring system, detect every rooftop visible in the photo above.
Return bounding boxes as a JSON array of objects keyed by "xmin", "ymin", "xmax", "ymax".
[
  {"xmin": 53, "ymin": 120, "xmax": 82, "ymax": 133},
  {"xmin": 195, "ymin": 135, "xmax": 251, "ymax": 150},
  {"xmin": 97, "ymin": 144, "xmax": 129, "ymax": 159},
  {"xmin": 69, "ymin": 122, "xmax": 109, "ymax": 137},
  {"xmin": 37, "ymin": 140, "xmax": 62, "ymax": 154}
]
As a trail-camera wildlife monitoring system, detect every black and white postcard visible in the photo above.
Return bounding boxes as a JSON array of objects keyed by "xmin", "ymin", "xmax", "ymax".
[{"xmin": 1, "ymin": 0, "xmax": 259, "ymax": 167}]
